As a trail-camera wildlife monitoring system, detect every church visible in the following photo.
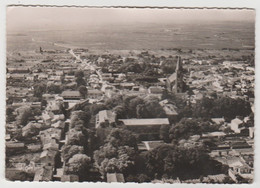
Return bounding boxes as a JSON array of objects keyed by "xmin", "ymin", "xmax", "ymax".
[{"xmin": 166, "ymin": 56, "xmax": 186, "ymax": 93}]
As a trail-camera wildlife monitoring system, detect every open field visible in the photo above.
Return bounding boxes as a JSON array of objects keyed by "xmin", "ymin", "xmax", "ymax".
[{"xmin": 7, "ymin": 21, "xmax": 254, "ymax": 53}]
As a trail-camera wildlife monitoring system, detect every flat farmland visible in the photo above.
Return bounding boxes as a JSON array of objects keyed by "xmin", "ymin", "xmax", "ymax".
[{"xmin": 7, "ymin": 21, "xmax": 254, "ymax": 52}]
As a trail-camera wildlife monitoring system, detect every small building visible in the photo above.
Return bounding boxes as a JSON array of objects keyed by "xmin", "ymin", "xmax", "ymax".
[
  {"xmin": 96, "ymin": 110, "xmax": 116, "ymax": 128},
  {"xmin": 61, "ymin": 91, "xmax": 82, "ymax": 100},
  {"xmin": 43, "ymin": 142, "xmax": 59, "ymax": 151},
  {"xmin": 39, "ymin": 128, "xmax": 62, "ymax": 145},
  {"xmin": 61, "ymin": 175, "xmax": 79, "ymax": 182},
  {"xmin": 119, "ymin": 118, "xmax": 170, "ymax": 140},
  {"xmin": 88, "ymin": 89, "xmax": 104, "ymax": 100},
  {"xmin": 211, "ymin": 118, "xmax": 225, "ymax": 125},
  {"xmin": 138, "ymin": 140, "xmax": 164, "ymax": 152},
  {"xmin": 51, "ymin": 120, "xmax": 65, "ymax": 129},
  {"xmin": 7, "ymin": 67, "xmax": 30, "ymax": 73},
  {"xmin": 148, "ymin": 86, "xmax": 164, "ymax": 94},
  {"xmin": 40, "ymin": 150, "xmax": 58, "ymax": 166},
  {"xmin": 229, "ymin": 118, "xmax": 244, "ymax": 134},
  {"xmin": 6, "ymin": 142, "xmax": 26, "ymax": 151},
  {"xmin": 106, "ymin": 173, "xmax": 125, "ymax": 183},
  {"xmin": 34, "ymin": 166, "xmax": 53, "ymax": 181},
  {"xmin": 120, "ymin": 83, "xmax": 135, "ymax": 90},
  {"xmin": 202, "ymin": 132, "xmax": 226, "ymax": 139}
]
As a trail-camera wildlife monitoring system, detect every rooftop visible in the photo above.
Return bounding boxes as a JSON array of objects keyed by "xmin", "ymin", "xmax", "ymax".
[
  {"xmin": 107, "ymin": 173, "xmax": 125, "ymax": 183},
  {"xmin": 61, "ymin": 90, "xmax": 81, "ymax": 97},
  {"xmin": 119, "ymin": 118, "xmax": 169, "ymax": 126}
]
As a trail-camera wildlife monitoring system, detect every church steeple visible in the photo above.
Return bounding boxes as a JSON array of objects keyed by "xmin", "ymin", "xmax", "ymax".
[{"xmin": 166, "ymin": 56, "xmax": 186, "ymax": 94}]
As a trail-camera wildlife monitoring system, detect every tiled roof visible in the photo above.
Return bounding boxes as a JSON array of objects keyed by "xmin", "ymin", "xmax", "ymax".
[{"xmin": 119, "ymin": 118, "xmax": 169, "ymax": 126}]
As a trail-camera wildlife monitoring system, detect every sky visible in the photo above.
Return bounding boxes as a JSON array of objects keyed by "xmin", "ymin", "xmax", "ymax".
[{"xmin": 7, "ymin": 7, "xmax": 255, "ymax": 31}]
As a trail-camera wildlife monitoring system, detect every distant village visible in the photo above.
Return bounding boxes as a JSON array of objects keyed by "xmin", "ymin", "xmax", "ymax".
[{"xmin": 6, "ymin": 47, "xmax": 254, "ymax": 183}]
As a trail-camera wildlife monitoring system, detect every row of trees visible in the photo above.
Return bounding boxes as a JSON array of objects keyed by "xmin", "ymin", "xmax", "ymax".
[
  {"xmin": 105, "ymin": 95, "xmax": 166, "ymax": 119},
  {"xmin": 61, "ymin": 110, "xmax": 96, "ymax": 181},
  {"xmin": 162, "ymin": 91, "xmax": 252, "ymax": 122},
  {"xmin": 93, "ymin": 128, "xmax": 138, "ymax": 177},
  {"xmin": 145, "ymin": 144, "xmax": 227, "ymax": 180},
  {"xmin": 192, "ymin": 96, "xmax": 252, "ymax": 121},
  {"xmin": 72, "ymin": 94, "xmax": 167, "ymax": 120}
]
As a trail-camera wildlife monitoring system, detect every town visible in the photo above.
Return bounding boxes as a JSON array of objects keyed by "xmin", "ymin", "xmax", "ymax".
[{"xmin": 5, "ymin": 45, "xmax": 254, "ymax": 183}]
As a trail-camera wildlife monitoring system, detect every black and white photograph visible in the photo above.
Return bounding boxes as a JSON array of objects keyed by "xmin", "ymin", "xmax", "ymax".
[{"xmin": 5, "ymin": 5, "xmax": 255, "ymax": 184}]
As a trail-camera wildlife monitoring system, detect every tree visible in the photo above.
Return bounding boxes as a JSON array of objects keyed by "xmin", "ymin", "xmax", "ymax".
[
  {"xmin": 105, "ymin": 128, "xmax": 138, "ymax": 150},
  {"xmin": 104, "ymin": 94, "xmax": 124, "ymax": 109},
  {"xmin": 41, "ymin": 99, "xmax": 47, "ymax": 108},
  {"xmin": 211, "ymin": 97, "xmax": 252, "ymax": 120},
  {"xmin": 66, "ymin": 154, "xmax": 91, "ymax": 180},
  {"xmin": 194, "ymin": 97, "xmax": 252, "ymax": 120},
  {"xmin": 61, "ymin": 145, "xmax": 84, "ymax": 163},
  {"xmin": 76, "ymin": 77, "xmax": 86, "ymax": 87},
  {"xmin": 145, "ymin": 144, "xmax": 214, "ymax": 179},
  {"xmin": 75, "ymin": 70, "xmax": 84, "ymax": 78},
  {"xmin": 169, "ymin": 118, "xmax": 200, "ymax": 141},
  {"xmin": 6, "ymin": 107, "xmax": 15, "ymax": 123},
  {"xmin": 15, "ymin": 106, "xmax": 33, "ymax": 126},
  {"xmin": 136, "ymin": 97, "xmax": 166, "ymax": 118},
  {"xmin": 70, "ymin": 110, "xmax": 91, "ymax": 129},
  {"xmin": 112, "ymin": 105, "xmax": 127, "ymax": 119},
  {"xmin": 193, "ymin": 97, "xmax": 214, "ymax": 118},
  {"xmin": 75, "ymin": 71, "xmax": 86, "ymax": 87},
  {"xmin": 33, "ymin": 83, "xmax": 46, "ymax": 98},
  {"xmin": 78, "ymin": 86, "xmax": 88, "ymax": 99},
  {"xmin": 22, "ymin": 122, "xmax": 41, "ymax": 137},
  {"xmin": 67, "ymin": 129, "xmax": 87, "ymax": 147},
  {"xmin": 160, "ymin": 125, "xmax": 170, "ymax": 143},
  {"xmin": 47, "ymin": 84, "xmax": 62, "ymax": 94},
  {"xmin": 94, "ymin": 143, "xmax": 136, "ymax": 177},
  {"xmin": 127, "ymin": 97, "xmax": 145, "ymax": 118}
]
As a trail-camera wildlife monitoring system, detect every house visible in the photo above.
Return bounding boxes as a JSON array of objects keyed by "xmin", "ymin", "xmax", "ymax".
[
  {"xmin": 202, "ymin": 132, "xmax": 226, "ymax": 139},
  {"xmin": 40, "ymin": 150, "xmax": 58, "ymax": 166},
  {"xmin": 61, "ymin": 175, "xmax": 79, "ymax": 182},
  {"xmin": 49, "ymin": 75, "xmax": 61, "ymax": 81},
  {"xmin": 159, "ymin": 100, "xmax": 178, "ymax": 118},
  {"xmin": 6, "ymin": 142, "xmax": 26, "ymax": 150},
  {"xmin": 51, "ymin": 120, "xmax": 65, "ymax": 129},
  {"xmin": 88, "ymin": 89, "xmax": 104, "ymax": 100},
  {"xmin": 26, "ymin": 75, "xmax": 35, "ymax": 81},
  {"xmin": 96, "ymin": 110, "xmax": 116, "ymax": 128},
  {"xmin": 224, "ymin": 156, "xmax": 254, "ymax": 183},
  {"xmin": 64, "ymin": 75, "xmax": 75, "ymax": 81},
  {"xmin": 202, "ymin": 174, "xmax": 228, "ymax": 183},
  {"xmin": 39, "ymin": 128, "xmax": 62, "ymax": 145},
  {"xmin": 43, "ymin": 142, "xmax": 59, "ymax": 151},
  {"xmin": 138, "ymin": 140, "xmax": 164, "ymax": 151},
  {"xmin": 55, "ymin": 70, "xmax": 64, "ymax": 76},
  {"xmin": 120, "ymin": 82, "xmax": 135, "ymax": 90},
  {"xmin": 101, "ymin": 84, "xmax": 116, "ymax": 92},
  {"xmin": 101, "ymin": 73, "xmax": 114, "ymax": 82},
  {"xmin": 229, "ymin": 118, "xmax": 244, "ymax": 134},
  {"xmin": 8, "ymin": 74, "xmax": 26, "ymax": 80},
  {"xmin": 7, "ymin": 67, "xmax": 30, "ymax": 73},
  {"xmin": 211, "ymin": 118, "xmax": 225, "ymax": 125},
  {"xmin": 61, "ymin": 90, "xmax": 82, "ymax": 100},
  {"xmin": 42, "ymin": 111, "xmax": 54, "ymax": 125},
  {"xmin": 5, "ymin": 134, "xmax": 11, "ymax": 141},
  {"xmin": 45, "ymin": 100, "xmax": 63, "ymax": 114},
  {"xmin": 22, "ymin": 122, "xmax": 43, "ymax": 137},
  {"xmin": 38, "ymin": 73, "xmax": 48, "ymax": 80},
  {"xmin": 148, "ymin": 86, "xmax": 164, "ymax": 94},
  {"xmin": 33, "ymin": 166, "xmax": 53, "ymax": 181},
  {"xmin": 42, "ymin": 94, "xmax": 56, "ymax": 101},
  {"xmin": 106, "ymin": 173, "xmax": 125, "ymax": 183},
  {"xmin": 119, "ymin": 118, "xmax": 170, "ymax": 140}
]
